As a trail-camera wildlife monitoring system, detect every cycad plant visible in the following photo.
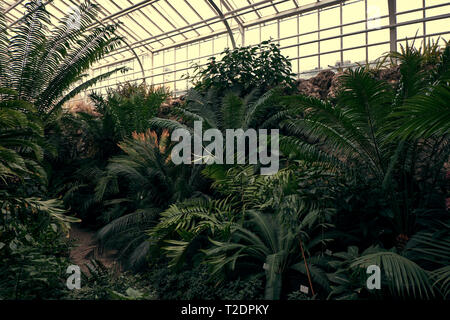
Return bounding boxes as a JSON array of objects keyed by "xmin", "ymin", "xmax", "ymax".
[
  {"xmin": 327, "ymin": 235, "xmax": 450, "ymax": 300},
  {"xmin": 279, "ymin": 41, "xmax": 449, "ymax": 299},
  {"xmin": 149, "ymin": 86, "xmax": 285, "ymax": 134},
  {"xmin": 94, "ymin": 129, "xmax": 204, "ymax": 270},
  {"xmin": 0, "ymin": 88, "xmax": 45, "ymax": 185},
  {"xmin": 202, "ymin": 167, "xmax": 335, "ymax": 300},
  {"xmin": 389, "ymin": 42, "xmax": 450, "ymax": 139},
  {"xmin": 49, "ymin": 83, "xmax": 170, "ymax": 224},
  {"xmin": 281, "ymin": 42, "xmax": 450, "ymax": 238},
  {"xmin": 150, "ymin": 166, "xmax": 336, "ymax": 299},
  {"xmin": 0, "ymin": 1, "xmax": 125, "ymax": 118}
]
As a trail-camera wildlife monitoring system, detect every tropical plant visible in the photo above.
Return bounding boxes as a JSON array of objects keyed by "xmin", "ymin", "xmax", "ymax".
[
  {"xmin": 48, "ymin": 83, "xmax": 170, "ymax": 224},
  {"xmin": 150, "ymin": 197, "xmax": 236, "ymax": 268},
  {"xmin": 280, "ymin": 43, "xmax": 449, "ymax": 238},
  {"xmin": 327, "ymin": 235, "xmax": 450, "ymax": 300},
  {"xmin": 0, "ymin": 88, "xmax": 45, "ymax": 185},
  {"xmin": 146, "ymin": 257, "xmax": 264, "ymax": 300},
  {"xmin": 150, "ymin": 85, "xmax": 285, "ymax": 134},
  {"xmin": 94, "ymin": 129, "xmax": 205, "ymax": 270},
  {"xmin": 278, "ymin": 41, "xmax": 450, "ymax": 300},
  {"xmin": 389, "ymin": 42, "xmax": 450, "ymax": 139},
  {"xmin": 66, "ymin": 259, "xmax": 156, "ymax": 300},
  {"xmin": 88, "ymin": 83, "xmax": 170, "ymax": 144},
  {"xmin": 186, "ymin": 40, "xmax": 295, "ymax": 95},
  {"xmin": 0, "ymin": 196, "xmax": 79, "ymax": 299},
  {"xmin": 0, "ymin": 1, "xmax": 125, "ymax": 119},
  {"xmin": 151, "ymin": 166, "xmax": 335, "ymax": 300}
]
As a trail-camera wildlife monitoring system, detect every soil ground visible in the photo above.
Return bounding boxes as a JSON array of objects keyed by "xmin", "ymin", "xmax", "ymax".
[{"xmin": 69, "ymin": 225, "xmax": 121, "ymax": 274}]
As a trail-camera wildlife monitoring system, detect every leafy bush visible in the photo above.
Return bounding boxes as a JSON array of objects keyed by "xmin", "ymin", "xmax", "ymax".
[
  {"xmin": 94, "ymin": 129, "xmax": 204, "ymax": 270},
  {"xmin": 0, "ymin": 1, "xmax": 124, "ymax": 118},
  {"xmin": 89, "ymin": 83, "xmax": 170, "ymax": 145},
  {"xmin": 188, "ymin": 40, "xmax": 295, "ymax": 94},
  {"xmin": 146, "ymin": 258, "xmax": 264, "ymax": 300},
  {"xmin": 0, "ymin": 197, "xmax": 78, "ymax": 300},
  {"xmin": 67, "ymin": 260, "xmax": 156, "ymax": 300},
  {"xmin": 0, "ymin": 88, "xmax": 46, "ymax": 187},
  {"xmin": 48, "ymin": 83, "xmax": 171, "ymax": 226}
]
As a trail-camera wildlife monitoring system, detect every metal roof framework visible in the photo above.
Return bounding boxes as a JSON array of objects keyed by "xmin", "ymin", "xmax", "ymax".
[
  {"xmin": 1, "ymin": 0, "xmax": 348, "ymax": 67},
  {"xmin": 1, "ymin": 0, "xmax": 449, "ymax": 97}
]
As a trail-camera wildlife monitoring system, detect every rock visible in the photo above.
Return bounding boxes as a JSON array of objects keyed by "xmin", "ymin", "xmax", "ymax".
[
  {"xmin": 311, "ymin": 70, "xmax": 335, "ymax": 94},
  {"xmin": 375, "ymin": 65, "xmax": 401, "ymax": 85},
  {"xmin": 296, "ymin": 70, "xmax": 335, "ymax": 100},
  {"xmin": 296, "ymin": 66, "xmax": 402, "ymax": 100},
  {"xmin": 67, "ymin": 100, "xmax": 100, "ymax": 117},
  {"xmin": 158, "ymin": 96, "xmax": 184, "ymax": 117},
  {"xmin": 328, "ymin": 72, "xmax": 344, "ymax": 99},
  {"xmin": 296, "ymin": 79, "xmax": 322, "ymax": 99}
]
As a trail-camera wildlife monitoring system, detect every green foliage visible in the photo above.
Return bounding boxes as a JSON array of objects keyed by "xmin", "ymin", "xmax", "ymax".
[
  {"xmin": 144, "ymin": 41, "xmax": 449, "ymax": 301},
  {"xmin": 0, "ymin": 1, "xmax": 125, "ymax": 118},
  {"xmin": 89, "ymin": 83, "xmax": 170, "ymax": 143},
  {"xmin": 0, "ymin": 88, "xmax": 46, "ymax": 185},
  {"xmin": 150, "ymin": 198, "xmax": 236, "ymax": 268},
  {"xmin": 287, "ymin": 290, "xmax": 313, "ymax": 300},
  {"xmin": 0, "ymin": 1, "xmax": 127, "ymax": 300},
  {"xmin": 95, "ymin": 129, "xmax": 205, "ymax": 270},
  {"xmin": 2, "ymin": 15, "xmax": 447, "ymax": 301},
  {"xmin": 48, "ymin": 83, "xmax": 171, "ymax": 225},
  {"xmin": 145, "ymin": 258, "xmax": 264, "ymax": 300},
  {"xmin": 281, "ymin": 45, "xmax": 449, "ymax": 237},
  {"xmin": 150, "ymin": 86, "xmax": 285, "ymax": 134},
  {"xmin": 67, "ymin": 260, "xmax": 156, "ymax": 300},
  {"xmin": 187, "ymin": 40, "xmax": 295, "ymax": 94},
  {"xmin": 0, "ymin": 196, "xmax": 78, "ymax": 299},
  {"xmin": 151, "ymin": 166, "xmax": 335, "ymax": 300},
  {"xmin": 326, "ymin": 246, "xmax": 376, "ymax": 300},
  {"xmin": 351, "ymin": 250, "xmax": 433, "ymax": 299}
]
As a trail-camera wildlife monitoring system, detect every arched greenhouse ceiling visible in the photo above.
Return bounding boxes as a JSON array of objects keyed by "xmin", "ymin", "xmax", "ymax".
[
  {"xmin": 2, "ymin": 0, "xmax": 449, "ymax": 96},
  {"xmin": 2, "ymin": 1, "xmax": 346, "ymax": 61}
]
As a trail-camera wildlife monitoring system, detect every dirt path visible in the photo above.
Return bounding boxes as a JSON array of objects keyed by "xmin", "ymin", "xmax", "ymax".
[{"xmin": 69, "ymin": 225, "xmax": 121, "ymax": 274}]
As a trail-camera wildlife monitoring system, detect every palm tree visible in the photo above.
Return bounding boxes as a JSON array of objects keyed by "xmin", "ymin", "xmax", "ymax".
[
  {"xmin": 152, "ymin": 166, "xmax": 334, "ymax": 299},
  {"xmin": 0, "ymin": 87, "xmax": 44, "ymax": 185},
  {"xmin": 149, "ymin": 86, "xmax": 285, "ymax": 134},
  {"xmin": 0, "ymin": 1, "xmax": 125, "ymax": 118},
  {"xmin": 278, "ymin": 42, "xmax": 450, "ymax": 300},
  {"xmin": 389, "ymin": 42, "xmax": 450, "ymax": 139},
  {"xmin": 94, "ymin": 129, "xmax": 204, "ymax": 270},
  {"xmin": 326, "ymin": 236, "xmax": 450, "ymax": 300},
  {"xmin": 280, "ymin": 42, "xmax": 450, "ymax": 238}
]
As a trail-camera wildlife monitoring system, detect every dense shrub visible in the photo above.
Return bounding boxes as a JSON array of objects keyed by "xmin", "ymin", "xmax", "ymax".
[
  {"xmin": 146, "ymin": 42, "xmax": 450, "ymax": 300},
  {"xmin": 48, "ymin": 83, "xmax": 171, "ymax": 226},
  {"xmin": 89, "ymin": 83, "xmax": 170, "ymax": 145},
  {"xmin": 0, "ymin": 198, "xmax": 77, "ymax": 299},
  {"xmin": 2, "ymin": 1, "xmax": 448, "ymax": 300},
  {"xmin": 146, "ymin": 258, "xmax": 264, "ymax": 300},
  {"xmin": 66, "ymin": 260, "xmax": 156, "ymax": 300},
  {"xmin": 188, "ymin": 40, "xmax": 295, "ymax": 94}
]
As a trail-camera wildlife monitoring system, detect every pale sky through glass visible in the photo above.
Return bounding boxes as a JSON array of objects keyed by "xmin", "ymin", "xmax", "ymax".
[{"xmin": 1, "ymin": 0, "xmax": 449, "ymax": 96}]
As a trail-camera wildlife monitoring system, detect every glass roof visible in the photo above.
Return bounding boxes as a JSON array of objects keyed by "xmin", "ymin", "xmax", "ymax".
[{"xmin": 0, "ymin": 0, "xmax": 323, "ymax": 65}]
